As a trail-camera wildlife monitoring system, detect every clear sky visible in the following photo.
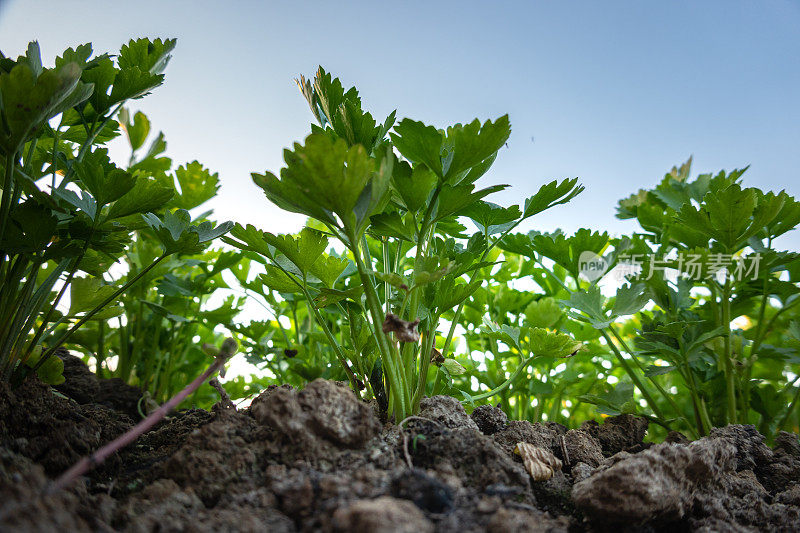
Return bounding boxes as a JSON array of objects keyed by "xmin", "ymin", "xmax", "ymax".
[{"xmin": 1, "ymin": 0, "xmax": 799, "ymax": 250}]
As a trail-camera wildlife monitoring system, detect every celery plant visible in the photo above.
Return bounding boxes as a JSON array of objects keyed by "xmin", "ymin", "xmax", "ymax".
[
  {"xmin": 226, "ymin": 68, "xmax": 583, "ymax": 420},
  {"xmin": 0, "ymin": 39, "xmax": 231, "ymax": 386}
]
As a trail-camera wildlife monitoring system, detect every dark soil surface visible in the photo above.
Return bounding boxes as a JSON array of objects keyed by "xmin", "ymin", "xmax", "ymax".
[{"xmin": 2, "ymin": 353, "xmax": 800, "ymax": 532}]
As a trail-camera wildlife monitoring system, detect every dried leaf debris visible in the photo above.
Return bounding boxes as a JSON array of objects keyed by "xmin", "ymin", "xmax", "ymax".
[{"xmin": 514, "ymin": 442, "xmax": 563, "ymax": 481}]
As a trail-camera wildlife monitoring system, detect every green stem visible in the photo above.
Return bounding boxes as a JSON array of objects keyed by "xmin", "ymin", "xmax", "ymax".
[
  {"xmin": 349, "ymin": 231, "xmax": 408, "ymax": 418},
  {"xmin": 608, "ymin": 325, "xmax": 685, "ymax": 423},
  {"xmin": 412, "ymin": 316, "xmax": 438, "ymax": 411},
  {"xmin": 298, "ymin": 280, "xmax": 362, "ymax": 395},
  {"xmin": 0, "ymin": 150, "xmax": 18, "ymax": 250},
  {"xmin": 777, "ymin": 379, "xmax": 800, "ymax": 434},
  {"xmin": 601, "ymin": 331, "xmax": 667, "ymax": 421},
  {"xmin": 721, "ymin": 278, "xmax": 737, "ymax": 423},
  {"xmin": 31, "ymin": 255, "xmax": 170, "ymax": 376},
  {"xmin": 464, "ymin": 353, "xmax": 536, "ymax": 402}
]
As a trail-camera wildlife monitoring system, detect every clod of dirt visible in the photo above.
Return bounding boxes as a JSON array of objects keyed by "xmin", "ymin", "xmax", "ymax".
[
  {"xmin": 332, "ymin": 496, "xmax": 434, "ymax": 533},
  {"xmin": 709, "ymin": 425, "xmax": 800, "ymax": 495},
  {"xmin": 56, "ymin": 350, "xmax": 143, "ymax": 420},
  {"xmin": 776, "ymin": 484, "xmax": 800, "ymax": 506},
  {"xmin": 665, "ymin": 430, "xmax": 691, "ymax": 444},
  {"xmin": 470, "ymin": 404, "xmax": 508, "ymax": 435},
  {"xmin": 162, "ymin": 412, "xmax": 260, "ymax": 506},
  {"xmin": 570, "ymin": 462, "xmax": 594, "ymax": 483},
  {"xmin": 578, "ymin": 414, "xmax": 649, "ymax": 456},
  {"xmin": 572, "ymin": 426, "xmax": 800, "ymax": 530},
  {"xmin": 250, "ymin": 379, "xmax": 381, "ymax": 457},
  {"xmin": 572, "ymin": 438, "xmax": 736, "ymax": 525},
  {"xmin": 419, "ymin": 396, "xmax": 480, "ymax": 431},
  {"xmin": 390, "ymin": 468, "xmax": 454, "ymax": 513},
  {"xmin": 775, "ymin": 431, "xmax": 800, "ymax": 458},
  {"xmin": 0, "ymin": 378, "xmax": 132, "ymax": 476},
  {"xmin": 410, "ymin": 425, "xmax": 530, "ymax": 490},
  {"xmin": 55, "ymin": 349, "xmax": 100, "ymax": 403},
  {"xmin": 709, "ymin": 424, "xmax": 773, "ymax": 472},
  {"xmin": 561, "ymin": 429, "xmax": 604, "ymax": 468},
  {"xmin": 486, "ymin": 507, "xmax": 571, "ymax": 533},
  {"xmin": 115, "ymin": 479, "xmax": 295, "ymax": 532},
  {"xmin": 690, "ymin": 467, "xmax": 800, "ymax": 531},
  {"xmin": 493, "ymin": 420, "xmax": 560, "ymax": 457},
  {"xmin": 0, "ymin": 448, "xmax": 94, "ymax": 531}
]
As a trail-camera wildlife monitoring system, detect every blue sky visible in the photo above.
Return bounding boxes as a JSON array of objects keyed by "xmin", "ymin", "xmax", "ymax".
[{"xmin": 1, "ymin": 0, "xmax": 799, "ymax": 249}]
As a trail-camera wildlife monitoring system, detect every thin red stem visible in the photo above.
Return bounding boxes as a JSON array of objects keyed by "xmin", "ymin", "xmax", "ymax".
[{"xmin": 48, "ymin": 352, "xmax": 229, "ymax": 493}]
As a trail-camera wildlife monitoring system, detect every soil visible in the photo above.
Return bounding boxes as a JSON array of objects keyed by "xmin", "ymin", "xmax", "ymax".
[{"xmin": 1, "ymin": 352, "xmax": 799, "ymax": 532}]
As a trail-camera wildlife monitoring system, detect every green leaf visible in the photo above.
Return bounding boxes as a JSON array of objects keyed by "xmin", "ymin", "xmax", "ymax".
[
  {"xmin": 788, "ymin": 321, "xmax": 800, "ymax": 342},
  {"xmin": 309, "ymin": 254, "xmax": 349, "ymax": 287},
  {"xmin": 191, "ymin": 219, "xmax": 234, "ymax": 244},
  {"xmin": 25, "ymin": 347, "xmax": 65, "ymax": 385},
  {"xmin": 533, "ymin": 229, "xmax": 609, "ymax": 278},
  {"xmin": 435, "ymin": 182, "xmax": 508, "ymax": 222},
  {"xmin": 60, "ymin": 119, "xmax": 120, "ymax": 145},
  {"xmin": 0, "ymin": 57, "xmax": 92, "ymax": 151},
  {"xmin": 142, "ymin": 209, "xmax": 231, "ymax": 255},
  {"xmin": 223, "ymin": 223, "xmax": 275, "ymax": 259},
  {"xmin": 432, "ymin": 277, "xmax": 482, "ymax": 312},
  {"xmin": 314, "ymin": 286, "xmax": 362, "ymax": 307},
  {"xmin": 54, "ymin": 188, "xmax": 97, "ymax": 219},
  {"xmin": 117, "ymin": 38, "xmax": 176, "ymax": 75},
  {"xmin": 1, "ymin": 201, "xmax": 58, "ymax": 252},
  {"xmin": 483, "ymin": 320, "xmax": 521, "ymax": 351},
  {"xmin": 526, "ymin": 327, "xmax": 583, "ymax": 358},
  {"xmin": 296, "ymin": 67, "xmax": 393, "ymax": 151},
  {"xmin": 263, "ymin": 228, "xmax": 328, "ymax": 275},
  {"xmin": 674, "ymin": 184, "xmax": 782, "ymax": 251},
  {"xmin": 442, "ymin": 115, "xmax": 510, "ymax": 183},
  {"xmin": 561, "ymin": 286, "xmax": 611, "ymax": 329},
  {"xmin": 413, "ymin": 257, "xmax": 454, "ymax": 287},
  {"xmin": 390, "ymin": 119, "xmax": 444, "ymax": 177},
  {"xmin": 74, "ymin": 148, "xmax": 136, "ymax": 207},
  {"xmin": 610, "ymin": 283, "xmax": 651, "ymax": 317},
  {"xmin": 763, "ymin": 191, "xmax": 800, "ymax": 240},
  {"xmin": 524, "ymin": 297, "xmax": 562, "ymax": 329},
  {"xmin": 522, "ymin": 178, "xmax": 584, "ymax": 219},
  {"xmin": 108, "ymin": 67, "xmax": 163, "ymax": 103},
  {"xmin": 253, "ymin": 133, "xmax": 379, "ymax": 227},
  {"xmin": 55, "ymin": 43, "xmax": 93, "ymax": 70},
  {"xmin": 258, "ymin": 265, "xmax": 301, "ymax": 293},
  {"xmin": 391, "ymin": 160, "xmax": 436, "ymax": 212},
  {"xmin": 106, "ymin": 176, "xmax": 174, "ymax": 219},
  {"xmin": 369, "ymin": 211, "xmax": 415, "ymax": 241},
  {"xmin": 463, "ymin": 201, "xmax": 521, "ymax": 235},
  {"xmin": 442, "ymin": 358, "xmax": 466, "ymax": 375},
  {"xmin": 81, "ymin": 55, "xmax": 117, "ymax": 113},
  {"xmin": 644, "ymin": 365, "xmax": 677, "ymax": 377},
  {"xmin": 374, "ymin": 271, "xmax": 407, "ymax": 289},
  {"xmin": 69, "ymin": 276, "xmax": 118, "ymax": 315},
  {"xmin": 169, "ymin": 161, "xmax": 220, "ymax": 210},
  {"xmin": 579, "ymin": 382, "xmax": 635, "ymax": 416},
  {"xmin": 498, "ymin": 232, "xmax": 536, "ymax": 257},
  {"xmin": 118, "ymin": 107, "xmax": 150, "ymax": 151}
]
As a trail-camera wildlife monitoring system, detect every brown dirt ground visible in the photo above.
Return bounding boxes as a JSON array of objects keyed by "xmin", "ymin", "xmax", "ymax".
[{"xmin": 1, "ymin": 353, "xmax": 799, "ymax": 532}]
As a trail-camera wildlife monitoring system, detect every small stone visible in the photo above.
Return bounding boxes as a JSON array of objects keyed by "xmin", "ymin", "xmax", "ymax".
[{"xmin": 332, "ymin": 496, "xmax": 434, "ymax": 533}]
